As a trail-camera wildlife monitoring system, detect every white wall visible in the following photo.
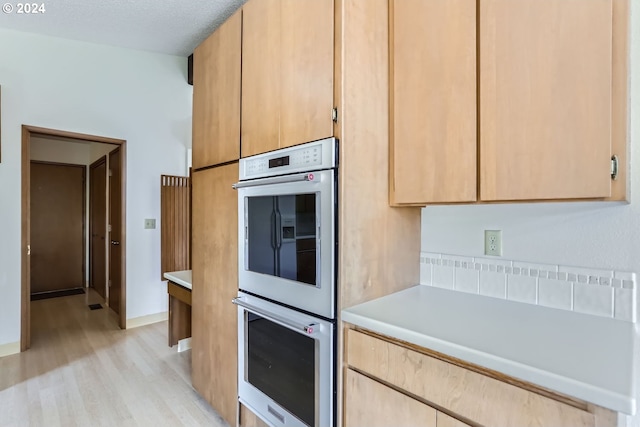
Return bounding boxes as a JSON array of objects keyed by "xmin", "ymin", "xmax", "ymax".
[
  {"xmin": 30, "ymin": 137, "xmax": 91, "ymax": 164},
  {"xmin": 421, "ymin": 4, "xmax": 639, "ymax": 424},
  {"xmin": 0, "ymin": 29, "xmax": 192, "ymax": 346}
]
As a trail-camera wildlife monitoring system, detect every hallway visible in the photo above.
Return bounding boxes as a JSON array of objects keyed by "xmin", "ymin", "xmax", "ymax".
[{"xmin": 0, "ymin": 291, "xmax": 226, "ymax": 426}]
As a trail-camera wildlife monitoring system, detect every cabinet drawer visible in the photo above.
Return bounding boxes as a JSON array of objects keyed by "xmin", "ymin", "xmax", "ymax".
[
  {"xmin": 167, "ymin": 282, "xmax": 191, "ymax": 306},
  {"xmin": 437, "ymin": 412, "xmax": 471, "ymax": 427},
  {"xmin": 345, "ymin": 329, "xmax": 596, "ymax": 427},
  {"xmin": 344, "ymin": 368, "xmax": 436, "ymax": 427}
]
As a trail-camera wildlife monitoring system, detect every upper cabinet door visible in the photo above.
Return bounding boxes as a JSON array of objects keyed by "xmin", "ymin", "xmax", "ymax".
[
  {"xmin": 242, "ymin": 0, "xmax": 334, "ymax": 158},
  {"xmin": 479, "ymin": 0, "xmax": 613, "ymax": 201},
  {"xmin": 241, "ymin": 0, "xmax": 281, "ymax": 157},
  {"xmin": 192, "ymin": 10, "xmax": 242, "ymax": 169},
  {"xmin": 390, "ymin": 0, "xmax": 477, "ymax": 205},
  {"xmin": 279, "ymin": 0, "xmax": 334, "ymax": 149}
]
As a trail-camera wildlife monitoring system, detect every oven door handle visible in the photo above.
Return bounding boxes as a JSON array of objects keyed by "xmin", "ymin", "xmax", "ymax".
[
  {"xmin": 232, "ymin": 172, "xmax": 317, "ymax": 190},
  {"xmin": 232, "ymin": 297, "xmax": 319, "ymax": 335}
]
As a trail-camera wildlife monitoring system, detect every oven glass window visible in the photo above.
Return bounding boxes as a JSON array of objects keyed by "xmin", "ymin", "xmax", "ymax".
[
  {"xmin": 247, "ymin": 194, "xmax": 317, "ymax": 286},
  {"xmin": 247, "ymin": 312, "xmax": 315, "ymax": 427}
]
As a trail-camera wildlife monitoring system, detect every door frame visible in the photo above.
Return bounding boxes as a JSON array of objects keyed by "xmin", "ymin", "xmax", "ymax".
[
  {"xmin": 21, "ymin": 125, "xmax": 127, "ymax": 351},
  {"xmin": 89, "ymin": 155, "xmax": 108, "ymax": 300}
]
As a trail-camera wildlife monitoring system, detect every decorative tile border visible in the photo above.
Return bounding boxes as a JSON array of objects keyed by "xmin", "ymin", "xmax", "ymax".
[{"xmin": 420, "ymin": 252, "xmax": 637, "ymax": 323}]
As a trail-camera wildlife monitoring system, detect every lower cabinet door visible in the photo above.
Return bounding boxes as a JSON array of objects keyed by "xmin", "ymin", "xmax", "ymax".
[
  {"xmin": 191, "ymin": 163, "xmax": 239, "ymax": 426},
  {"xmin": 344, "ymin": 369, "xmax": 436, "ymax": 427},
  {"xmin": 437, "ymin": 412, "xmax": 472, "ymax": 427}
]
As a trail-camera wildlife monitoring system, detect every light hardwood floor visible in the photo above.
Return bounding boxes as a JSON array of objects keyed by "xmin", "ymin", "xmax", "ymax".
[{"xmin": 0, "ymin": 290, "xmax": 228, "ymax": 427}]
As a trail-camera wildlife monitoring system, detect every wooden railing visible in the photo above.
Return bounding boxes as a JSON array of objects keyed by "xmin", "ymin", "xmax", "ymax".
[{"xmin": 161, "ymin": 174, "xmax": 191, "ymax": 279}]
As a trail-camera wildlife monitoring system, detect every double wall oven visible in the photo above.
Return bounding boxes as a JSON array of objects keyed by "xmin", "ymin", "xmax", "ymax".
[{"xmin": 233, "ymin": 137, "xmax": 338, "ymax": 427}]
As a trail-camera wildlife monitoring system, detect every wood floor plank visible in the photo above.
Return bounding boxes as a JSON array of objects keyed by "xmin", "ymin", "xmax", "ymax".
[{"xmin": 0, "ymin": 290, "xmax": 227, "ymax": 427}]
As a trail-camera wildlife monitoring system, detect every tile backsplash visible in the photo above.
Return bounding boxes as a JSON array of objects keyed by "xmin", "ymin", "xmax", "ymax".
[{"xmin": 420, "ymin": 252, "xmax": 637, "ymax": 323}]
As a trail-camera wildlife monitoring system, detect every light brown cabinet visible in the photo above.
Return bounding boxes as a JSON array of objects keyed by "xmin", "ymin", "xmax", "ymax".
[
  {"xmin": 192, "ymin": 10, "xmax": 242, "ymax": 169},
  {"xmin": 191, "ymin": 163, "xmax": 239, "ymax": 426},
  {"xmin": 479, "ymin": 0, "xmax": 613, "ymax": 201},
  {"xmin": 345, "ymin": 369, "xmax": 437, "ymax": 427},
  {"xmin": 166, "ymin": 281, "xmax": 191, "ymax": 347},
  {"xmin": 344, "ymin": 327, "xmax": 615, "ymax": 427},
  {"xmin": 436, "ymin": 412, "xmax": 471, "ymax": 427},
  {"xmin": 239, "ymin": 403, "xmax": 270, "ymax": 427},
  {"xmin": 391, "ymin": 0, "xmax": 628, "ymax": 205},
  {"xmin": 345, "ymin": 369, "xmax": 472, "ymax": 427},
  {"xmin": 189, "ymin": 0, "xmax": 422, "ymax": 425},
  {"xmin": 389, "ymin": 0, "xmax": 477, "ymax": 205},
  {"xmin": 241, "ymin": 0, "xmax": 335, "ymax": 157}
]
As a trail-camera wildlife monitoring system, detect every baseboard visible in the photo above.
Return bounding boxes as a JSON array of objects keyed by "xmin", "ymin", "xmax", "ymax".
[
  {"xmin": 177, "ymin": 337, "xmax": 192, "ymax": 353},
  {"xmin": 0, "ymin": 341, "xmax": 20, "ymax": 358},
  {"xmin": 126, "ymin": 311, "xmax": 168, "ymax": 329}
]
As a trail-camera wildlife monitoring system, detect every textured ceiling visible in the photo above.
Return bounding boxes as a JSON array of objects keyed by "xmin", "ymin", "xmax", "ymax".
[{"xmin": 0, "ymin": 0, "xmax": 246, "ymax": 56}]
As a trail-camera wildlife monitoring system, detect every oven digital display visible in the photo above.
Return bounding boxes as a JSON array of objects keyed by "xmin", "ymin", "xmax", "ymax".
[{"xmin": 269, "ymin": 156, "xmax": 290, "ymax": 168}]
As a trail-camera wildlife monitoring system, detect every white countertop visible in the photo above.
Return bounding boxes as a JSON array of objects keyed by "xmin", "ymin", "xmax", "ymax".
[
  {"xmin": 342, "ymin": 285, "xmax": 636, "ymax": 415},
  {"xmin": 164, "ymin": 270, "xmax": 192, "ymax": 290}
]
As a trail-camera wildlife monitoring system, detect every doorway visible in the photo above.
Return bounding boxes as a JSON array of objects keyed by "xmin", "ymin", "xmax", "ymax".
[{"xmin": 21, "ymin": 125, "xmax": 127, "ymax": 351}]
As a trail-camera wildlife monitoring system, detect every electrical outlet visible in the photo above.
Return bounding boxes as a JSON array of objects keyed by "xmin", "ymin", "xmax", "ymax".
[
  {"xmin": 144, "ymin": 218, "xmax": 156, "ymax": 229},
  {"xmin": 484, "ymin": 230, "xmax": 502, "ymax": 256}
]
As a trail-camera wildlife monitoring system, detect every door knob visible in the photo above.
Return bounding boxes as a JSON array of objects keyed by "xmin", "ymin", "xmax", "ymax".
[{"xmin": 111, "ymin": 240, "xmax": 120, "ymax": 245}]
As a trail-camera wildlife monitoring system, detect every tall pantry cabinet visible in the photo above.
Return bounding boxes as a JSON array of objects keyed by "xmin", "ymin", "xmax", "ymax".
[
  {"xmin": 191, "ymin": 10, "xmax": 241, "ymax": 168},
  {"xmin": 191, "ymin": 163, "xmax": 238, "ymax": 426},
  {"xmin": 190, "ymin": 7, "xmax": 242, "ymax": 427}
]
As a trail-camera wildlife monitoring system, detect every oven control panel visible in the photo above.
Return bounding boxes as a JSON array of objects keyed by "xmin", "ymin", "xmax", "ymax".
[
  {"xmin": 240, "ymin": 137, "xmax": 337, "ymax": 180},
  {"xmin": 245, "ymin": 144, "xmax": 321, "ymax": 177}
]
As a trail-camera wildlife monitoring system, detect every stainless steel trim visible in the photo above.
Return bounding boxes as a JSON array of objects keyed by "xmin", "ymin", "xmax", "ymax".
[
  {"xmin": 236, "ymin": 166, "xmax": 336, "ymax": 319},
  {"xmin": 232, "ymin": 297, "xmax": 318, "ymax": 335},
  {"xmin": 232, "ymin": 172, "xmax": 316, "ymax": 190},
  {"xmin": 268, "ymin": 405, "xmax": 285, "ymax": 424}
]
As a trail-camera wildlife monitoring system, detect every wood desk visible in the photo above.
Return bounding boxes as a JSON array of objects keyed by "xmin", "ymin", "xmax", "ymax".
[{"xmin": 164, "ymin": 270, "xmax": 192, "ymax": 347}]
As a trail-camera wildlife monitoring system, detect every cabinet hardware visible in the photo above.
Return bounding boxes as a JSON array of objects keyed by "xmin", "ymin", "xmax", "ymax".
[
  {"xmin": 232, "ymin": 172, "xmax": 316, "ymax": 189},
  {"xmin": 611, "ymin": 155, "xmax": 619, "ymax": 180},
  {"xmin": 332, "ymin": 107, "xmax": 338, "ymax": 123}
]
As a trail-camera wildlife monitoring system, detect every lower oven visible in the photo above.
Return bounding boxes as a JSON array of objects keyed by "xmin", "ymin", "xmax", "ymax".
[{"xmin": 233, "ymin": 291, "xmax": 335, "ymax": 427}]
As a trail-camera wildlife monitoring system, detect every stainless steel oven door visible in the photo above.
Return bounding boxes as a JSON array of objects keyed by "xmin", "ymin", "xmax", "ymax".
[
  {"xmin": 234, "ymin": 292, "xmax": 335, "ymax": 427},
  {"xmin": 235, "ymin": 168, "xmax": 336, "ymax": 319}
]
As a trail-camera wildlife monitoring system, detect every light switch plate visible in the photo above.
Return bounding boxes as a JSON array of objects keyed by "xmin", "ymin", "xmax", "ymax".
[{"xmin": 144, "ymin": 218, "xmax": 156, "ymax": 229}]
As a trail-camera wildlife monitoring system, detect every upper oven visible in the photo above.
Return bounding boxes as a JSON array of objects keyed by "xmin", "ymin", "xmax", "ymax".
[{"xmin": 233, "ymin": 138, "xmax": 338, "ymax": 319}]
